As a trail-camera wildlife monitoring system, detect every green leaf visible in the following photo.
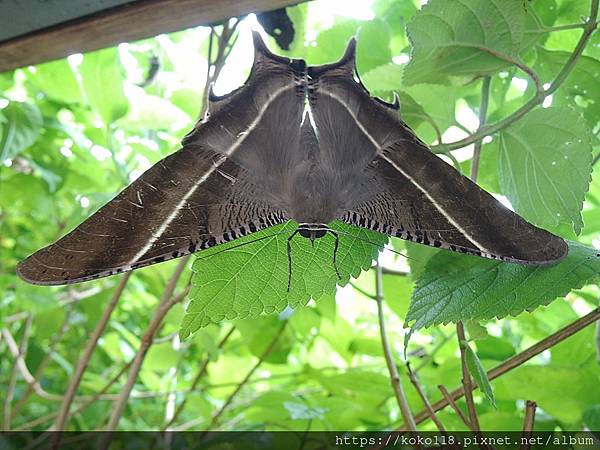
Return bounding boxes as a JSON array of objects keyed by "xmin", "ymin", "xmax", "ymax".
[
  {"xmin": 0, "ymin": 101, "xmax": 42, "ymax": 160},
  {"xmin": 404, "ymin": 0, "xmax": 527, "ymax": 85},
  {"xmin": 180, "ymin": 221, "xmax": 386, "ymax": 339},
  {"xmin": 29, "ymin": 59, "xmax": 82, "ymax": 104},
  {"xmin": 494, "ymin": 366, "xmax": 600, "ymax": 423},
  {"xmin": 356, "ymin": 19, "xmax": 391, "ymax": 74},
  {"xmin": 407, "ymin": 241, "xmax": 600, "ymax": 332},
  {"xmin": 535, "ymin": 48, "xmax": 600, "ymax": 129},
  {"xmin": 583, "ymin": 405, "xmax": 600, "ymax": 431},
  {"xmin": 79, "ymin": 48, "xmax": 129, "ymax": 124},
  {"xmin": 476, "ymin": 336, "xmax": 516, "ymax": 361},
  {"xmin": 464, "ymin": 343, "xmax": 496, "ymax": 408},
  {"xmin": 498, "ymin": 106, "xmax": 592, "ymax": 234}
]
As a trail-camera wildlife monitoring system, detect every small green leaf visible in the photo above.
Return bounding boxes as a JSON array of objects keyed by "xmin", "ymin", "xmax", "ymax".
[
  {"xmin": 465, "ymin": 321, "xmax": 488, "ymax": 340},
  {"xmin": 498, "ymin": 106, "xmax": 592, "ymax": 234},
  {"xmin": 405, "ymin": 0, "xmax": 527, "ymax": 84},
  {"xmin": 465, "ymin": 343, "xmax": 496, "ymax": 408},
  {"xmin": 407, "ymin": 241, "xmax": 600, "ymax": 332},
  {"xmin": 180, "ymin": 221, "xmax": 386, "ymax": 339},
  {"xmin": 79, "ymin": 48, "xmax": 129, "ymax": 124},
  {"xmin": 0, "ymin": 101, "xmax": 42, "ymax": 160}
]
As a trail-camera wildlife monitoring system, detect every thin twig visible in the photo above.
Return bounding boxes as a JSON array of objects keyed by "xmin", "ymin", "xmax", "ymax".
[
  {"xmin": 520, "ymin": 401, "xmax": 537, "ymax": 450},
  {"xmin": 1, "ymin": 326, "xmax": 62, "ymax": 402},
  {"xmin": 14, "ymin": 362, "xmax": 132, "ymax": 431},
  {"xmin": 53, "ymin": 272, "xmax": 131, "ymax": 431},
  {"xmin": 406, "ymin": 363, "xmax": 446, "ymax": 432},
  {"xmin": 12, "ymin": 306, "xmax": 74, "ymax": 419},
  {"xmin": 375, "ymin": 261, "xmax": 417, "ymax": 431},
  {"xmin": 470, "ymin": 76, "xmax": 491, "ymax": 182},
  {"xmin": 398, "ymin": 308, "xmax": 600, "ymax": 430},
  {"xmin": 200, "ymin": 322, "xmax": 287, "ymax": 432},
  {"xmin": 432, "ymin": 0, "xmax": 599, "ymax": 153},
  {"xmin": 438, "ymin": 385, "xmax": 472, "ymax": 430},
  {"xmin": 457, "ymin": 323, "xmax": 481, "ymax": 431},
  {"xmin": 162, "ymin": 325, "xmax": 235, "ymax": 430},
  {"xmin": 3, "ymin": 315, "xmax": 32, "ymax": 430},
  {"xmin": 105, "ymin": 257, "xmax": 188, "ymax": 433}
]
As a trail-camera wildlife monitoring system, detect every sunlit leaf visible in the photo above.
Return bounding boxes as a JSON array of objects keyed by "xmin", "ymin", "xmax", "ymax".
[
  {"xmin": 407, "ymin": 241, "xmax": 600, "ymax": 331},
  {"xmin": 498, "ymin": 106, "xmax": 592, "ymax": 234},
  {"xmin": 79, "ymin": 47, "xmax": 129, "ymax": 124},
  {"xmin": 180, "ymin": 221, "xmax": 386, "ymax": 339},
  {"xmin": 405, "ymin": 0, "xmax": 527, "ymax": 84}
]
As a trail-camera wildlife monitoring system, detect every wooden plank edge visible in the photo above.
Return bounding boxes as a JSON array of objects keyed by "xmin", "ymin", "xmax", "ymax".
[{"xmin": 0, "ymin": 0, "xmax": 303, "ymax": 72}]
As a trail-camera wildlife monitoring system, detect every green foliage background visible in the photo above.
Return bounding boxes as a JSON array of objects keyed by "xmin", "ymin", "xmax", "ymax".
[{"xmin": 1, "ymin": 0, "xmax": 599, "ymax": 434}]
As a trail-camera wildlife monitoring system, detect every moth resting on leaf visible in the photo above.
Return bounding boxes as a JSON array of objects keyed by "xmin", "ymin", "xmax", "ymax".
[{"xmin": 18, "ymin": 33, "xmax": 568, "ymax": 286}]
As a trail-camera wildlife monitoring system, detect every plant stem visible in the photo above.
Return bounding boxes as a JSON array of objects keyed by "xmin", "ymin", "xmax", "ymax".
[
  {"xmin": 104, "ymin": 258, "xmax": 188, "ymax": 433},
  {"xmin": 470, "ymin": 76, "xmax": 491, "ymax": 182},
  {"xmin": 2, "ymin": 314, "xmax": 32, "ymax": 431},
  {"xmin": 12, "ymin": 306, "xmax": 74, "ymax": 419},
  {"xmin": 375, "ymin": 262, "xmax": 417, "ymax": 431},
  {"xmin": 406, "ymin": 363, "xmax": 446, "ymax": 432},
  {"xmin": 432, "ymin": 0, "xmax": 599, "ymax": 153},
  {"xmin": 53, "ymin": 272, "xmax": 131, "ymax": 431},
  {"xmin": 162, "ymin": 325, "xmax": 235, "ymax": 430},
  {"xmin": 521, "ymin": 400, "xmax": 537, "ymax": 449},
  {"xmin": 201, "ymin": 322, "xmax": 287, "ymax": 432},
  {"xmin": 399, "ymin": 308, "xmax": 600, "ymax": 429},
  {"xmin": 457, "ymin": 322, "xmax": 481, "ymax": 431},
  {"xmin": 14, "ymin": 362, "xmax": 132, "ymax": 431},
  {"xmin": 438, "ymin": 385, "xmax": 472, "ymax": 429}
]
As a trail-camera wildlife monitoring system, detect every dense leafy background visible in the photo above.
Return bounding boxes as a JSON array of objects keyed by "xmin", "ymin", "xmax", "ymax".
[{"xmin": 1, "ymin": 0, "xmax": 599, "ymax": 434}]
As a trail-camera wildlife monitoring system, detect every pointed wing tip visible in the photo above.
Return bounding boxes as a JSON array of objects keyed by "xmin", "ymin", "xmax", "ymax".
[{"xmin": 15, "ymin": 258, "xmax": 56, "ymax": 286}]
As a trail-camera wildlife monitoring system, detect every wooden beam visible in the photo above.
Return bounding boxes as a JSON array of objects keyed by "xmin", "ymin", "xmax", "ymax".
[{"xmin": 0, "ymin": 0, "xmax": 302, "ymax": 73}]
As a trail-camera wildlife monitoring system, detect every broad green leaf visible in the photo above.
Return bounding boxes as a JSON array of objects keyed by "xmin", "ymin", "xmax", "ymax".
[
  {"xmin": 180, "ymin": 221, "xmax": 386, "ymax": 339},
  {"xmin": 356, "ymin": 19, "xmax": 392, "ymax": 74},
  {"xmin": 465, "ymin": 343, "xmax": 496, "ymax": 408},
  {"xmin": 79, "ymin": 47, "xmax": 129, "ymax": 124},
  {"xmin": 494, "ymin": 365, "xmax": 600, "ymax": 424},
  {"xmin": 498, "ymin": 107, "xmax": 592, "ymax": 234},
  {"xmin": 312, "ymin": 20, "xmax": 361, "ymax": 66},
  {"xmin": 361, "ymin": 62, "xmax": 404, "ymax": 93},
  {"xmin": 28, "ymin": 59, "xmax": 82, "ymax": 104},
  {"xmin": 535, "ymin": 48, "xmax": 600, "ymax": 129},
  {"xmin": 0, "ymin": 101, "xmax": 42, "ymax": 160},
  {"xmin": 407, "ymin": 241, "xmax": 600, "ymax": 331},
  {"xmin": 404, "ymin": 0, "xmax": 527, "ymax": 85}
]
